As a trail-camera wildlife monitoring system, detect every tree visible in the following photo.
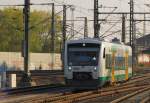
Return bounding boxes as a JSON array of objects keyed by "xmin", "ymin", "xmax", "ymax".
[{"xmin": 0, "ymin": 7, "xmax": 62, "ymax": 53}]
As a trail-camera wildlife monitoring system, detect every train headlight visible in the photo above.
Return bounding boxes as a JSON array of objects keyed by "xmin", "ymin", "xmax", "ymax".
[
  {"xmin": 68, "ymin": 67, "xmax": 72, "ymax": 71},
  {"xmin": 83, "ymin": 43, "xmax": 86, "ymax": 46},
  {"xmin": 94, "ymin": 67, "xmax": 97, "ymax": 71}
]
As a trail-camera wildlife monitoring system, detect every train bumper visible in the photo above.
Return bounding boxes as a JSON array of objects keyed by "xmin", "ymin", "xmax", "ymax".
[{"xmin": 65, "ymin": 79, "xmax": 103, "ymax": 88}]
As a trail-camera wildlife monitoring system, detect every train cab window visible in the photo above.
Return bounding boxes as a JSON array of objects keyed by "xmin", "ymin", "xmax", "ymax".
[
  {"xmin": 103, "ymin": 48, "xmax": 106, "ymax": 58},
  {"xmin": 67, "ymin": 43, "xmax": 100, "ymax": 66}
]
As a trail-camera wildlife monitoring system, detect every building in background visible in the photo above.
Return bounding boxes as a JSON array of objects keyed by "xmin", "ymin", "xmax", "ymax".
[
  {"xmin": 138, "ymin": 48, "xmax": 150, "ymax": 67},
  {"xmin": 136, "ymin": 34, "xmax": 150, "ymax": 67},
  {"xmin": 136, "ymin": 34, "xmax": 150, "ymax": 52}
]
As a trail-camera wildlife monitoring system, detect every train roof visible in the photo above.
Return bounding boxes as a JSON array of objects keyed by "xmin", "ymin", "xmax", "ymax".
[
  {"xmin": 66, "ymin": 38, "xmax": 101, "ymax": 44},
  {"xmin": 66, "ymin": 38, "xmax": 130, "ymax": 47},
  {"xmin": 66, "ymin": 38, "xmax": 131, "ymax": 48}
]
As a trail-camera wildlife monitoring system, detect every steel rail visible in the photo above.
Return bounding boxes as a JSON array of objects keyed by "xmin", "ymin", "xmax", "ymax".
[
  {"xmin": 2, "ymin": 84, "xmax": 65, "ymax": 95},
  {"xmin": 51, "ymin": 85, "xmax": 150, "ymax": 103},
  {"xmin": 140, "ymin": 97, "xmax": 150, "ymax": 103},
  {"xmin": 16, "ymin": 73, "xmax": 150, "ymax": 103},
  {"xmin": 29, "ymin": 84, "xmax": 150, "ymax": 103},
  {"xmin": 111, "ymin": 87, "xmax": 150, "ymax": 103}
]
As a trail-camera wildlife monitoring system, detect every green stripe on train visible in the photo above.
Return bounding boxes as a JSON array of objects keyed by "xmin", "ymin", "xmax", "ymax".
[{"xmin": 99, "ymin": 73, "xmax": 132, "ymax": 82}]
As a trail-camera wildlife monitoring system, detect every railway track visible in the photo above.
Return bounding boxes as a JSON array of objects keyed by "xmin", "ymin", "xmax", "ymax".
[
  {"xmin": 1, "ymin": 70, "xmax": 150, "ymax": 103},
  {"xmin": 111, "ymin": 87, "xmax": 150, "ymax": 103},
  {"xmin": 140, "ymin": 97, "xmax": 150, "ymax": 103},
  {"xmin": 0, "ymin": 83, "xmax": 68, "ymax": 102},
  {"xmin": 77, "ymin": 73, "xmax": 150, "ymax": 103},
  {"xmin": 2, "ymin": 84, "xmax": 65, "ymax": 95},
  {"xmin": 0, "ymin": 83, "xmax": 75, "ymax": 103},
  {"xmin": 18, "ymin": 74, "xmax": 150, "ymax": 103},
  {"xmin": 21, "ymin": 83, "xmax": 150, "ymax": 103},
  {"xmin": 47, "ymin": 73, "xmax": 150, "ymax": 103},
  {"xmin": 122, "ymin": 73, "xmax": 150, "ymax": 86}
]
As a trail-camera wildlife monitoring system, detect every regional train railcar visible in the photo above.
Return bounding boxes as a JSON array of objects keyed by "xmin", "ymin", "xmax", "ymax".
[{"xmin": 64, "ymin": 38, "xmax": 132, "ymax": 88}]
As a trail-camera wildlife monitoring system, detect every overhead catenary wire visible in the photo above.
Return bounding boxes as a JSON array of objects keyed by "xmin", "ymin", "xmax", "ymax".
[
  {"xmin": 101, "ymin": 21, "xmax": 143, "ymax": 38},
  {"xmin": 1, "ymin": 0, "xmax": 150, "ymax": 41},
  {"xmin": 0, "ymin": 3, "xmax": 67, "ymax": 6},
  {"xmin": 29, "ymin": 5, "xmax": 72, "ymax": 30},
  {"xmin": 66, "ymin": 24, "xmax": 85, "ymax": 36}
]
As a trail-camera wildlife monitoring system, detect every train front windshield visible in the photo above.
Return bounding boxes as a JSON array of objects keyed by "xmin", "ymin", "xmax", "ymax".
[{"xmin": 68, "ymin": 43, "xmax": 100, "ymax": 66}]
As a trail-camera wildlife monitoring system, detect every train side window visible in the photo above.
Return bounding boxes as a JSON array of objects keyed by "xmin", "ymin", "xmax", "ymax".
[
  {"xmin": 106, "ymin": 54, "xmax": 111, "ymax": 69},
  {"xmin": 103, "ymin": 48, "xmax": 105, "ymax": 58},
  {"xmin": 128, "ymin": 56, "xmax": 132, "ymax": 67}
]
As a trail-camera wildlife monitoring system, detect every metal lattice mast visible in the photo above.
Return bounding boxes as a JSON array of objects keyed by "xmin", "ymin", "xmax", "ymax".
[
  {"xmin": 63, "ymin": 5, "xmax": 66, "ymax": 44},
  {"xmin": 94, "ymin": 0, "xmax": 99, "ymax": 38},
  {"xmin": 70, "ymin": 6, "xmax": 75, "ymax": 36},
  {"xmin": 51, "ymin": 3, "xmax": 55, "ymax": 70},
  {"xmin": 24, "ymin": 0, "xmax": 30, "ymax": 75},
  {"xmin": 84, "ymin": 17, "xmax": 88, "ymax": 38},
  {"xmin": 77, "ymin": 17, "xmax": 88, "ymax": 38},
  {"xmin": 62, "ymin": 5, "xmax": 66, "ymax": 70},
  {"xmin": 143, "ymin": 14, "xmax": 146, "ymax": 35},
  {"xmin": 122, "ymin": 14, "xmax": 126, "ymax": 43},
  {"xmin": 130, "ymin": 0, "xmax": 137, "ymax": 71},
  {"xmin": 130, "ymin": 0, "xmax": 134, "ymax": 46}
]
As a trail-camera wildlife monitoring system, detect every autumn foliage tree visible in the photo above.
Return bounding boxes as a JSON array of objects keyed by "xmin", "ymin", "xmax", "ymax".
[{"xmin": 0, "ymin": 7, "xmax": 62, "ymax": 53}]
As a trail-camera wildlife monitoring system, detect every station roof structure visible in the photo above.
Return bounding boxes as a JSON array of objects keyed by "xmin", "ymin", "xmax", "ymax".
[{"xmin": 136, "ymin": 34, "xmax": 150, "ymax": 54}]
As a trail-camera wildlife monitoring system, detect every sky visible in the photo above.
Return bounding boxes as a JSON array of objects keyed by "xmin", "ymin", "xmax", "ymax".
[{"xmin": 0, "ymin": 0, "xmax": 150, "ymax": 41}]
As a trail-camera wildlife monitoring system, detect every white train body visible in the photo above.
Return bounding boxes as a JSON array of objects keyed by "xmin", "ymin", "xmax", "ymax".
[{"xmin": 64, "ymin": 38, "xmax": 132, "ymax": 88}]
